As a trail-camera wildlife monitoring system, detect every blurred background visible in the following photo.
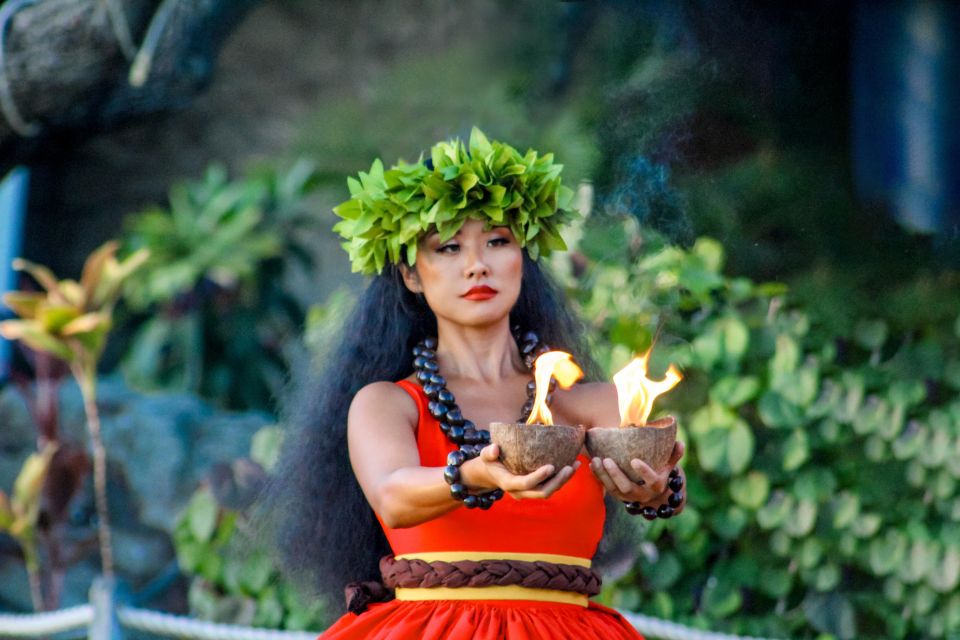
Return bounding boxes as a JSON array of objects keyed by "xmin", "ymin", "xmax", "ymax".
[{"xmin": 0, "ymin": 1, "xmax": 958, "ymax": 638}]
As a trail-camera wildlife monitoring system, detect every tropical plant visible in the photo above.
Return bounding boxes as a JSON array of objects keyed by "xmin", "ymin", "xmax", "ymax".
[
  {"xmin": 119, "ymin": 160, "xmax": 321, "ymax": 412},
  {"xmin": 566, "ymin": 210, "xmax": 960, "ymax": 639},
  {"xmin": 173, "ymin": 426, "xmax": 328, "ymax": 629},
  {"xmin": 0, "ymin": 241, "xmax": 149, "ymax": 581},
  {"xmin": 1, "ymin": 347, "xmax": 92, "ymax": 611},
  {"xmin": 0, "ymin": 443, "xmax": 58, "ymax": 610}
]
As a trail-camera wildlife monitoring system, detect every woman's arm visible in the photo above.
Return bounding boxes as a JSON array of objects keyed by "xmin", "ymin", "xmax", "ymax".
[{"xmin": 347, "ymin": 382, "xmax": 580, "ymax": 529}]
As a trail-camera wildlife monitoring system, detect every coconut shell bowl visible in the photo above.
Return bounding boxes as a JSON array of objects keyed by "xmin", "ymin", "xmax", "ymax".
[
  {"xmin": 489, "ymin": 422, "xmax": 585, "ymax": 476},
  {"xmin": 585, "ymin": 416, "xmax": 677, "ymax": 484}
]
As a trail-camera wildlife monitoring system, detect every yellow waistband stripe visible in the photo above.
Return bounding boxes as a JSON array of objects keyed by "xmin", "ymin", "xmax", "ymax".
[
  {"xmin": 394, "ymin": 551, "xmax": 592, "ymax": 568},
  {"xmin": 395, "ymin": 586, "xmax": 588, "ymax": 607}
]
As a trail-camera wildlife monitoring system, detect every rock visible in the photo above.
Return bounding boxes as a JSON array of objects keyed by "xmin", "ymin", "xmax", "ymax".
[{"xmin": 0, "ymin": 375, "xmax": 270, "ymax": 610}]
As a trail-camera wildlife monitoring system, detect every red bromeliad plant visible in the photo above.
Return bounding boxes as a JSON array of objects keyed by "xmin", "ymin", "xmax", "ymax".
[{"xmin": 0, "ymin": 241, "xmax": 148, "ymax": 588}]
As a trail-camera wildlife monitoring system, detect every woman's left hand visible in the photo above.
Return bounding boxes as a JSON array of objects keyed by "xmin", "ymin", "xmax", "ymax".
[{"xmin": 589, "ymin": 440, "xmax": 686, "ymax": 507}]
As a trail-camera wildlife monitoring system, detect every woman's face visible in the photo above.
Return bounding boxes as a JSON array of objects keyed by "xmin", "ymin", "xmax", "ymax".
[{"xmin": 404, "ymin": 218, "xmax": 523, "ymax": 329}]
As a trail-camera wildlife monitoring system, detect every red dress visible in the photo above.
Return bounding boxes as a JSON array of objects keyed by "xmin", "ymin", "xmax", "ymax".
[{"xmin": 320, "ymin": 380, "xmax": 642, "ymax": 639}]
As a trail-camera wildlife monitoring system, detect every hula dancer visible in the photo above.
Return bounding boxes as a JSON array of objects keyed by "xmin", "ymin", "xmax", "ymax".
[{"xmin": 270, "ymin": 129, "xmax": 686, "ymax": 639}]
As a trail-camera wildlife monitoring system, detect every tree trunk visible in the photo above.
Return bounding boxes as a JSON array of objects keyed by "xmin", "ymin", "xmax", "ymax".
[{"xmin": 0, "ymin": 0, "xmax": 258, "ymax": 173}]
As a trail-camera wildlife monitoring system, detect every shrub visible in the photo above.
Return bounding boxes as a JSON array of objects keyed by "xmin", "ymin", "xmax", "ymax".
[{"xmin": 569, "ymin": 213, "xmax": 960, "ymax": 639}]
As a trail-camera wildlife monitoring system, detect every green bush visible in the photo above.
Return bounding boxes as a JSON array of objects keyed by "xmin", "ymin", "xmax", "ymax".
[
  {"xmin": 119, "ymin": 161, "xmax": 321, "ymax": 412},
  {"xmin": 568, "ymin": 213, "xmax": 960, "ymax": 639},
  {"xmin": 173, "ymin": 426, "xmax": 328, "ymax": 630}
]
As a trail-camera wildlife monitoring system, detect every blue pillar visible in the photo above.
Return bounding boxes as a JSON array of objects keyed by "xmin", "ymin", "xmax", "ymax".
[
  {"xmin": 0, "ymin": 167, "xmax": 29, "ymax": 382},
  {"xmin": 853, "ymin": 1, "xmax": 959, "ymax": 238}
]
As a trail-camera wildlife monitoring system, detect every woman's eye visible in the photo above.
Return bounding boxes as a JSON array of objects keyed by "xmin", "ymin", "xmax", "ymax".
[
  {"xmin": 437, "ymin": 243, "xmax": 459, "ymax": 254},
  {"xmin": 488, "ymin": 237, "xmax": 510, "ymax": 247}
]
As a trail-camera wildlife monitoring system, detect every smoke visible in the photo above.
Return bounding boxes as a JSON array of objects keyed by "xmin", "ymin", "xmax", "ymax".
[{"xmin": 600, "ymin": 154, "xmax": 694, "ymax": 247}]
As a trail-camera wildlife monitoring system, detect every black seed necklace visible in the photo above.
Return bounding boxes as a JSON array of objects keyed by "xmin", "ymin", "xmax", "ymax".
[{"xmin": 412, "ymin": 329, "xmax": 554, "ymax": 509}]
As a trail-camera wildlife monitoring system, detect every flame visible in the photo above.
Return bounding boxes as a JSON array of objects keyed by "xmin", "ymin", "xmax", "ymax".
[
  {"xmin": 613, "ymin": 349, "xmax": 683, "ymax": 426},
  {"xmin": 526, "ymin": 351, "xmax": 584, "ymax": 425}
]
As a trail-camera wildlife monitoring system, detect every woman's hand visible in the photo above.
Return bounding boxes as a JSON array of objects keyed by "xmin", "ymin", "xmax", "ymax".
[
  {"xmin": 590, "ymin": 440, "xmax": 686, "ymax": 508},
  {"xmin": 461, "ymin": 443, "xmax": 579, "ymax": 501}
]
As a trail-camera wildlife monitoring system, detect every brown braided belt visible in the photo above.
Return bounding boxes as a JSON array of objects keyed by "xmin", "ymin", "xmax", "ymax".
[{"xmin": 344, "ymin": 554, "xmax": 602, "ymax": 614}]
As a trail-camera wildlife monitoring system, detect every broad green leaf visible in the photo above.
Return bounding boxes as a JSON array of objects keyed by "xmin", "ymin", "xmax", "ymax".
[
  {"xmin": 793, "ymin": 468, "xmax": 837, "ymax": 502},
  {"xmin": 870, "ymin": 530, "xmax": 907, "ymax": 575},
  {"xmin": 701, "ymin": 577, "xmax": 742, "ymax": 618},
  {"xmin": 884, "ymin": 576, "xmax": 905, "ymax": 603},
  {"xmin": 888, "ymin": 379, "xmax": 927, "ymax": 407},
  {"xmin": 798, "ymin": 537, "xmax": 823, "ymax": 570},
  {"xmin": 803, "ymin": 592, "xmax": 857, "ymax": 640},
  {"xmin": 727, "ymin": 421, "xmax": 755, "ymax": 473},
  {"xmin": 833, "ymin": 373, "xmax": 865, "ymax": 423},
  {"xmin": 908, "ymin": 584, "xmax": 937, "ymax": 616},
  {"xmin": 832, "ymin": 492, "xmax": 860, "ymax": 529},
  {"xmin": 813, "ymin": 564, "xmax": 840, "ymax": 591},
  {"xmin": 929, "ymin": 545, "xmax": 960, "ymax": 593},
  {"xmin": 730, "ymin": 471, "xmax": 770, "ymax": 509},
  {"xmin": 775, "ymin": 361, "xmax": 820, "ymax": 407},
  {"xmin": 690, "ymin": 332, "xmax": 722, "ymax": 369},
  {"xmin": 783, "ymin": 499, "xmax": 817, "ymax": 537},
  {"xmin": 806, "ymin": 380, "xmax": 842, "ymax": 419},
  {"xmin": 719, "ymin": 316, "xmax": 749, "ymax": 364},
  {"xmin": 854, "ymin": 318, "xmax": 888, "ymax": 351},
  {"xmin": 758, "ymin": 492, "xmax": 793, "ymax": 530},
  {"xmin": 186, "ymin": 488, "xmax": 219, "ymax": 543},
  {"xmin": 897, "ymin": 540, "xmax": 935, "ymax": 584},
  {"xmin": 771, "ymin": 334, "xmax": 800, "ymax": 376},
  {"xmin": 692, "ymin": 237, "xmax": 724, "ymax": 272},
  {"xmin": 251, "ymin": 426, "xmax": 283, "ymax": 472},
  {"xmin": 818, "ymin": 418, "xmax": 841, "ymax": 443},
  {"xmin": 710, "ymin": 505, "xmax": 748, "ymax": 540},
  {"xmin": 241, "ymin": 551, "xmax": 273, "ymax": 594},
  {"xmin": 694, "ymin": 415, "xmax": 754, "ymax": 476},
  {"xmin": 850, "ymin": 513, "xmax": 883, "ymax": 538},
  {"xmin": 783, "ymin": 428, "xmax": 810, "ymax": 471},
  {"xmin": 758, "ymin": 391, "xmax": 804, "ymax": 429},
  {"xmin": 709, "ymin": 376, "xmax": 760, "ymax": 407},
  {"xmin": 759, "ymin": 566, "xmax": 793, "ymax": 598},
  {"xmin": 253, "ymin": 586, "xmax": 284, "ymax": 628},
  {"xmin": 646, "ymin": 552, "xmax": 683, "ymax": 591},
  {"xmin": 852, "ymin": 395, "xmax": 888, "ymax": 436}
]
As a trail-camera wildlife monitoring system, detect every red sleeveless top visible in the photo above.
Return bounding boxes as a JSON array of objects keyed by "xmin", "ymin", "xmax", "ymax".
[
  {"xmin": 320, "ymin": 380, "xmax": 644, "ymax": 640},
  {"xmin": 380, "ymin": 380, "xmax": 606, "ymax": 559}
]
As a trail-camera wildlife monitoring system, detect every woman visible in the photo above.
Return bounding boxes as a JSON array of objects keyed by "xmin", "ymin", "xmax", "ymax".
[{"xmin": 271, "ymin": 129, "xmax": 686, "ymax": 639}]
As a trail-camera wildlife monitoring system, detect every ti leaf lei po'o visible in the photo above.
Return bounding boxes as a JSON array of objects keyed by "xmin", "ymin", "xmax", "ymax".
[{"xmin": 333, "ymin": 127, "xmax": 578, "ymax": 275}]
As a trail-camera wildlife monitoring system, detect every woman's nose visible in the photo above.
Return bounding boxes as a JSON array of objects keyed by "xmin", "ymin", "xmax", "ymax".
[{"xmin": 464, "ymin": 247, "xmax": 490, "ymax": 279}]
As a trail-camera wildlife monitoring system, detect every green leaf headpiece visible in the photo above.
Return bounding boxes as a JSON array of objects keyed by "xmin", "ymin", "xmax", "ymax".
[{"xmin": 333, "ymin": 127, "xmax": 578, "ymax": 274}]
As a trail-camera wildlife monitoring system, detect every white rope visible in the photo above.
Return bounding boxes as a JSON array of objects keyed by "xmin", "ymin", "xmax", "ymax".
[
  {"xmin": 622, "ymin": 611, "xmax": 782, "ymax": 640},
  {"xmin": 116, "ymin": 606, "xmax": 317, "ymax": 640},
  {"xmin": 0, "ymin": 603, "xmax": 784, "ymax": 640},
  {"xmin": 0, "ymin": 605, "xmax": 92, "ymax": 637}
]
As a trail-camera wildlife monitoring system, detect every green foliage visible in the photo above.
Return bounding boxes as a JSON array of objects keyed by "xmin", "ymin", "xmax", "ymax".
[
  {"xmin": 119, "ymin": 161, "xmax": 321, "ymax": 411},
  {"xmin": 1, "ymin": 242, "xmax": 149, "ymax": 375},
  {"xmin": 566, "ymin": 214, "xmax": 960, "ymax": 639},
  {"xmin": 173, "ymin": 426, "xmax": 327, "ymax": 630},
  {"xmin": 0, "ymin": 444, "xmax": 58, "ymax": 576},
  {"xmin": 333, "ymin": 127, "xmax": 577, "ymax": 274}
]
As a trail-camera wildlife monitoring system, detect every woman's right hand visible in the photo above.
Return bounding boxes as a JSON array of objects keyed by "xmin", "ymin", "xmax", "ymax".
[{"xmin": 461, "ymin": 443, "xmax": 580, "ymax": 501}]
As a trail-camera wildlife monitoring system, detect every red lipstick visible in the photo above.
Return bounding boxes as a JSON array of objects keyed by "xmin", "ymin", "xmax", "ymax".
[{"xmin": 462, "ymin": 285, "xmax": 498, "ymax": 301}]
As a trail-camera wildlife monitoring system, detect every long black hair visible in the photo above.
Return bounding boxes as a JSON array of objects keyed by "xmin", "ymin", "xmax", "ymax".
[{"xmin": 265, "ymin": 253, "xmax": 606, "ymax": 610}]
